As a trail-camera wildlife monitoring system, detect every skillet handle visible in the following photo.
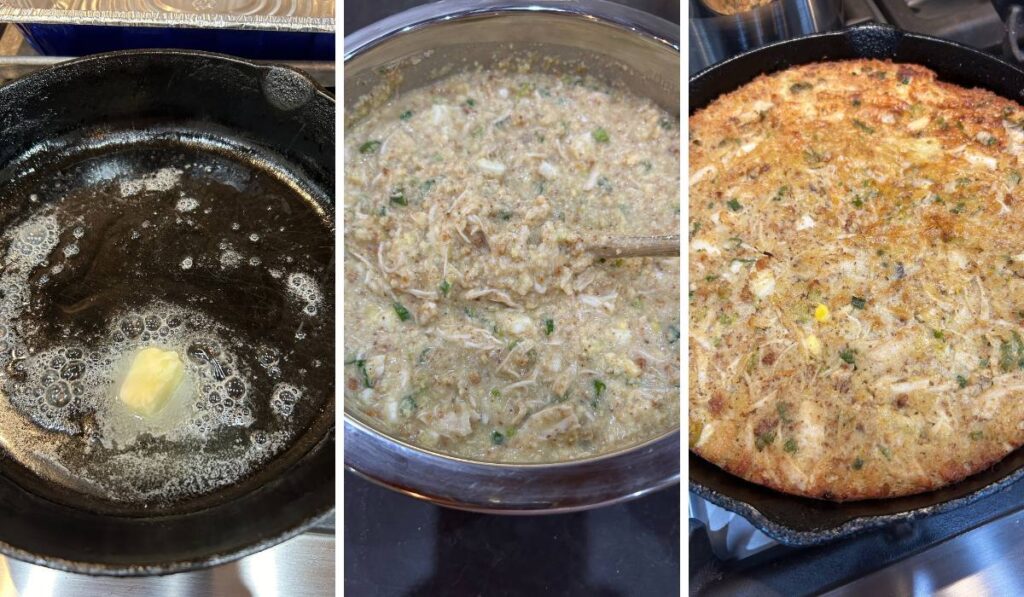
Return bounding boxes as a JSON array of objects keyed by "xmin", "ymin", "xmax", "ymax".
[{"xmin": 1002, "ymin": 5, "xmax": 1024, "ymax": 63}]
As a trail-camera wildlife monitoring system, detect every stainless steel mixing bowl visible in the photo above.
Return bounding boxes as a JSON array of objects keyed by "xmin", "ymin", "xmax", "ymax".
[{"xmin": 344, "ymin": 0, "xmax": 680, "ymax": 514}]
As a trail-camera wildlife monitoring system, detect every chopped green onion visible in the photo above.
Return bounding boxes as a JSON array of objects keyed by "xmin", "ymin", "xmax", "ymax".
[
  {"xmin": 490, "ymin": 388, "xmax": 501, "ymax": 397},
  {"xmin": 390, "ymin": 189, "xmax": 407, "ymax": 206},
  {"xmin": 754, "ymin": 430, "xmax": 776, "ymax": 451},
  {"xmin": 592, "ymin": 127, "xmax": 610, "ymax": 143},
  {"xmin": 593, "ymin": 379, "xmax": 606, "ymax": 398},
  {"xmin": 359, "ymin": 140, "xmax": 382, "ymax": 154},
  {"xmin": 465, "ymin": 98, "xmax": 476, "ymax": 107},
  {"xmin": 347, "ymin": 358, "xmax": 373, "ymax": 388},
  {"xmin": 440, "ymin": 279, "xmax": 451, "ymax": 297},
  {"xmin": 393, "ymin": 302, "xmax": 411, "ymax": 322},
  {"xmin": 544, "ymin": 318, "xmax": 555, "ymax": 336},
  {"xmin": 398, "ymin": 395, "xmax": 417, "ymax": 418}
]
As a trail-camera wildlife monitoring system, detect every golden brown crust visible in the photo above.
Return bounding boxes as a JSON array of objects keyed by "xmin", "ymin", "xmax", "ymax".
[{"xmin": 689, "ymin": 59, "xmax": 1024, "ymax": 501}]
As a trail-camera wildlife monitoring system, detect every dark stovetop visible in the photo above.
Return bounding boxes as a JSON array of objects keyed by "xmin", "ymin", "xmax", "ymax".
[{"xmin": 344, "ymin": 472, "xmax": 681, "ymax": 596}]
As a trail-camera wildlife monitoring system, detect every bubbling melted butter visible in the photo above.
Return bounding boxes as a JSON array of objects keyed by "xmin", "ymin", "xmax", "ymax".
[{"xmin": 0, "ymin": 150, "xmax": 333, "ymax": 507}]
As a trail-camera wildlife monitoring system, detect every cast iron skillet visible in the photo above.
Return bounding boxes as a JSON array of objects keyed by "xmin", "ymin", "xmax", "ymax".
[
  {"xmin": 690, "ymin": 24, "xmax": 1024, "ymax": 546},
  {"xmin": 0, "ymin": 50, "xmax": 334, "ymax": 574}
]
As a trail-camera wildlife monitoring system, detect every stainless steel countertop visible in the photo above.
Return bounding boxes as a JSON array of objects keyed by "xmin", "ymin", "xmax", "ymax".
[{"xmin": 1, "ymin": 515, "xmax": 335, "ymax": 596}]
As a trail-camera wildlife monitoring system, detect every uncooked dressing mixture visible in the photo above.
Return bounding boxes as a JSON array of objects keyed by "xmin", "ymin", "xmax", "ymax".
[{"xmin": 345, "ymin": 70, "xmax": 680, "ymax": 462}]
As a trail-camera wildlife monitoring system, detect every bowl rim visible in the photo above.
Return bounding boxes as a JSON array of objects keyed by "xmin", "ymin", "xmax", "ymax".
[{"xmin": 343, "ymin": 0, "xmax": 680, "ymax": 62}]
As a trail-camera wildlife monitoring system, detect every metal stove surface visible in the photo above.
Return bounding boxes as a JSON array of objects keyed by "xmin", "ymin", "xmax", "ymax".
[{"xmin": 0, "ymin": 514, "xmax": 335, "ymax": 596}]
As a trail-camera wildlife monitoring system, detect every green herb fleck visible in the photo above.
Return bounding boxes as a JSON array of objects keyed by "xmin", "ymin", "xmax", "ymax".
[
  {"xmin": 592, "ymin": 127, "xmax": 610, "ymax": 143},
  {"xmin": 970, "ymin": 430, "xmax": 984, "ymax": 441},
  {"xmin": 840, "ymin": 347, "xmax": 856, "ymax": 365},
  {"xmin": 790, "ymin": 81, "xmax": 813, "ymax": 93},
  {"xmin": 852, "ymin": 457, "xmax": 864, "ymax": 470},
  {"xmin": 755, "ymin": 430, "xmax": 776, "ymax": 451},
  {"xmin": 347, "ymin": 358, "xmax": 373, "ymax": 388},
  {"xmin": 390, "ymin": 189, "xmax": 407, "ymax": 206},
  {"xmin": 393, "ymin": 302, "xmax": 412, "ymax": 322},
  {"xmin": 879, "ymin": 445, "xmax": 892, "ymax": 460},
  {"xmin": 777, "ymin": 403, "xmax": 793, "ymax": 424},
  {"xmin": 544, "ymin": 318, "xmax": 555, "ymax": 336},
  {"xmin": 851, "ymin": 296, "xmax": 867, "ymax": 310},
  {"xmin": 593, "ymin": 379, "xmax": 606, "ymax": 398},
  {"xmin": 957, "ymin": 375, "xmax": 969, "ymax": 389},
  {"xmin": 440, "ymin": 279, "xmax": 451, "ymax": 297},
  {"xmin": 359, "ymin": 140, "xmax": 382, "ymax": 154},
  {"xmin": 950, "ymin": 202, "xmax": 966, "ymax": 215},
  {"xmin": 399, "ymin": 110, "xmax": 413, "ymax": 121},
  {"xmin": 491, "ymin": 388, "xmax": 501, "ymax": 397},
  {"xmin": 398, "ymin": 395, "xmax": 418, "ymax": 418},
  {"xmin": 1010, "ymin": 171, "xmax": 1022, "ymax": 187},
  {"xmin": 667, "ymin": 325, "xmax": 680, "ymax": 343},
  {"xmin": 852, "ymin": 119, "xmax": 875, "ymax": 134},
  {"xmin": 465, "ymin": 98, "xmax": 476, "ymax": 107},
  {"xmin": 659, "ymin": 117, "xmax": 674, "ymax": 130},
  {"xmin": 803, "ymin": 148, "xmax": 824, "ymax": 166},
  {"xmin": 932, "ymin": 329, "xmax": 945, "ymax": 341},
  {"xmin": 726, "ymin": 198, "xmax": 743, "ymax": 212},
  {"xmin": 783, "ymin": 438, "xmax": 798, "ymax": 453},
  {"xmin": 491, "ymin": 430, "xmax": 505, "ymax": 445}
]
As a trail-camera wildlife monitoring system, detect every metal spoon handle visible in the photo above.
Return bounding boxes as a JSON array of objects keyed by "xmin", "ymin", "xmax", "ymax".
[{"xmin": 588, "ymin": 234, "xmax": 680, "ymax": 258}]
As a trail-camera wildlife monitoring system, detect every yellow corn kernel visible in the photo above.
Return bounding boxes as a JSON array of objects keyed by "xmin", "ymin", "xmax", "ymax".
[
  {"xmin": 814, "ymin": 303, "xmax": 830, "ymax": 322},
  {"xmin": 803, "ymin": 334, "xmax": 822, "ymax": 356}
]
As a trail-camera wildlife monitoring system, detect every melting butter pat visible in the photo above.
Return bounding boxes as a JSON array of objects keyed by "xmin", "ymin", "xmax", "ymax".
[{"xmin": 119, "ymin": 347, "xmax": 184, "ymax": 416}]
